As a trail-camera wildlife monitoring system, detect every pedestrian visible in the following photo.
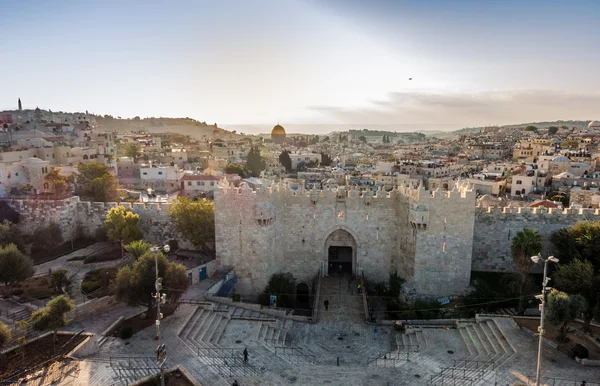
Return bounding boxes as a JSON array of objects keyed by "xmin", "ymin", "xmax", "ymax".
[
  {"xmin": 581, "ymin": 381, "xmax": 586, "ymax": 386},
  {"xmin": 232, "ymin": 381, "xmax": 239, "ymax": 386},
  {"xmin": 348, "ymin": 278, "xmax": 352, "ymax": 290},
  {"xmin": 357, "ymin": 283, "xmax": 362, "ymax": 294},
  {"xmin": 324, "ymin": 299, "xmax": 329, "ymax": 311},
  {"xmin": 338, "ymin": 264, "xmax": 342, "ymax": 274},
  {"xmin": 243, "ymin": 347, "xmax": 248, "ymax": 364}
]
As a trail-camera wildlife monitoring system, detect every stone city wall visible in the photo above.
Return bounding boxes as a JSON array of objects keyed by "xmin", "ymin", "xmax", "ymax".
[
  {"xmin": 472, "ymin": 206, "xmax": 600, "ymax": 272},
  {"xmin": 411, "ymin": 188, "xmax": 476, "ymax": 296},
  {"xmin": 215, "ymin": 184, "xmax": 413, "ymax": 297},
  {"xmin": 3, "ymin": 197, "xmax": 190, "ymax": 248}
]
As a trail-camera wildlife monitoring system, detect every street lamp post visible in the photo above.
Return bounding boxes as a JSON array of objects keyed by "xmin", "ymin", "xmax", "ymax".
[
  {"xmin": 530, "ymin": 253, "xmax": 559, "ymax": 386},
  {"xmin": 150, "ymin": 244, "xmax": 170, "ymax": 386}
]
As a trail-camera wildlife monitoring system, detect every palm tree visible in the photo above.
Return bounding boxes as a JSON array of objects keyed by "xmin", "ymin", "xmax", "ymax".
[
  {"xmin": 511, "ymin": 228, "xmax": 543, "ymax": 313},
  {"xmin": 124, "ymin": 240, "xmax": 152, "ymax": 260}
]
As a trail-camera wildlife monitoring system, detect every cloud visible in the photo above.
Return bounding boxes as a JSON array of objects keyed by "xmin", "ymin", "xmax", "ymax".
[{"xmin": 311, "ymin": 89, "xmax": 600, "ymax": 127}]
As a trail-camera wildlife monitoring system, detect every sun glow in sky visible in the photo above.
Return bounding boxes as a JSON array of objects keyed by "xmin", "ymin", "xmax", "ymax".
[{"xmin": 1, "ymin": 0, "xmax": 599, "ymax": 129}]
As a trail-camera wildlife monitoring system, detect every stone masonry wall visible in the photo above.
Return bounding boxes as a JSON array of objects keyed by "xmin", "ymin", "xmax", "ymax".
[
  {"xmin": 472, "ymin": 206, "xmax": 600, "ymax": 272},
  {"xmin": 411, "ymin": 188, "xmax": 477, "ymax": 296},
  {"xmin": 4, "ymin": 197, "xmax": 190, "ymax": 248},
  {"xmin": 215, "ymin": 184, "xmax": 410, "ymax": 297}
]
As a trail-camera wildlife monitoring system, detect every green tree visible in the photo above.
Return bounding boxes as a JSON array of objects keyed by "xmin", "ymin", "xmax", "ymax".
[
  {"xmin": 550, "ymin": 194, "xmax": 569, "ymax": 207},
  {"xmin": 551, "ymin": 221, "xmax": 600, "ymax": 267},
  {"xmin": 167, "ymin": 196, "xmax": 214, "ymax": 251},
  {"xmin": 114, "ymin": 252, "xmax": 189, "ymax": 314},
  {"xmin": 30, "ymin": 295, "xmax": 75, "ymax": 353},
  {"xmin": 547, "ymin": 126, "xmax": 559, "ymax": 135},
  {"xmin": 125, "ymin": 240, "xmax": 152, "ymax": 259},
  {"xmin": 246, "ymin": 146, "xmax": 266, "ymax": 177},
  {"xmin": 358, "ymin": 136, "xmax": 367, "ymax": 143},
  {"xmin": 51, "ymin": 269, "xmax": 70, "ymax": 293},
  {"xmin": 44, "ymin": 166, "xmax": 73, "ymax": 197},
  {"xmin": 0, "ymin": 243, "xmax": 34, "ymax": 285},
  {"xmin": 0, "ymin": 320, "xmax": 11, "ymax": 347},
  {"xmin": 32, "ymin": 222, "xmax": 63, "ymax": 252},
  {"xmin": 524, "ymin": 125, "xmax": 538, "ymax": 131},
  {"xmin": 15, "ymin": 320, "xmax": 28, "ymax": 360},
  {"xmin": 511, "ymin": 228, "xmax": 543, "ymax": 313},
  {"xmin": 123, "ymin": 142, "xmax": 140, "ymax": 160},
  {"xmin": 560, "ymin": 140, "xmax": 579, "ymax": 149},
  {"xmin": 320, "ymin": 152, "xmax": 333, "ymax": 166},
  {"xmin": 258, "ymin": 272, "xmax": 296, "ymax": 309},
  {"xmin": 279, "ymin": 150, "xmax": 292, "ymax": 172},
  {"xmin": 75, "ymin": 161, "xmax": 118, "ymax": 202},
  {"xmin": 554, "ymin": 259, "xmax": 600, "ymax": 332},
  {"xmin": 224, "ymin": 163, "xmax": 250, "ymax": 178},
  {"xmin": 104, "ymin": 206, "xmax": 143, "ymax": 258},
  {"xmin": 546, "ymin": 289, "xmax": 587, "ymax": 342},
  {"xmin": 0, "ymin": 220, "xmax": 26, "ymax": 251}
]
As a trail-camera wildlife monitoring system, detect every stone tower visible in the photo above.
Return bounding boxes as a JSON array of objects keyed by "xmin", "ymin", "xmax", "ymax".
[{"xmin": 18, "ymin": 98, "xmax": 22, "ymax": 111}]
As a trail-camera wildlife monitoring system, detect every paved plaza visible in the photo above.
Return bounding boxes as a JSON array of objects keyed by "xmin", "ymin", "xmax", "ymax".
[{"xmin": 7, "ymin": 275, "xmax": 600, "ymax": 386}]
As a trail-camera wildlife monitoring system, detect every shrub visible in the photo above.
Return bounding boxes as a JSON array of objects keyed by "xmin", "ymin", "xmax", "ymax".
[
  {"xmin": 83, "ymin": 253, "xmax": 120, "ymax": 264},
  {"xmin": 0, "ymin": 321, "xmax": 11, "ymax": 347},
  {"xmin": 32, "ymin": 223, "xmax": 63, "ymax": 251},
  {"xmin": 120, "ymin": 324, "xmax": 133, "ymax": 339},
  {"xmin": 81, "ymin": 281, "xmax": 101, "ymax": 294},
  {"xmin": 258, "ymin": 272, "xmax": 296, "ymax": 309},
  {"xmin": 232, "ymin": 293, "xmax": 241, "ymax": 302}
]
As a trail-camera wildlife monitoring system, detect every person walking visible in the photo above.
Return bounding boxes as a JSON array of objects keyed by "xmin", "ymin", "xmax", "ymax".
[
  {"xmin": 232, "ymin": 381, "xmax": 239, "ymax": 386},
  {"xmin": 338, "ymin": 264, "xmax": 342, "ymax": 274},
  {"xmin": 357, "ymin": 283, "xmax": 362, "ymax": 294},
  {"xmin": 243, "ymin": 348, "xmax": 248, "ymax": 364},
  {"xmin": 324, "ymin": 299, "xmax": 329, "ymax": 311}
]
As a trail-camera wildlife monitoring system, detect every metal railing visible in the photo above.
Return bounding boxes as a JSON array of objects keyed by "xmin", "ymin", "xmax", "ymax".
[
  {"xmin": 367, "ymin": 347, "xmax": 419, "ymax": 367},
  {"xmin": 429, "ymin": 374, "xmax": 477, "ymax": 386},
  {"xmin": 109, "ymin": 356, "xmax": 158, "ymax": 369},
  {"xmin": 196, "ymin": 347, "xmax": 241, "ymax": 358},
  {"xmin": 526, "ymin": 376, "xmax": 600, "ymax": 386},
  {"xmin": 452, "ymin": 359, "xmax": 495, "ymax": 371}
]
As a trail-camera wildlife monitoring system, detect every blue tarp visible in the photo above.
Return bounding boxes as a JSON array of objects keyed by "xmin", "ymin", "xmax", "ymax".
[{"xmin": 217, "ymin": 278, "xmax": 236, "ymax": 297}]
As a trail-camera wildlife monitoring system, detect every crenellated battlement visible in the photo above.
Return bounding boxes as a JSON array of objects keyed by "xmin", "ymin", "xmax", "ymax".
[{"xmin": 476, "ymin": 205, "xmax": 600, "ymax": 216}]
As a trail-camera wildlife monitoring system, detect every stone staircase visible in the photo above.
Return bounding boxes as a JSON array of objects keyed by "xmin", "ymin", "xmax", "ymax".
[
  {"xmin": 178, "ymin": 305, "xmax": 268, "ymax": 386},
  {"xmin": 319, "ymin": 275, "xmax": 364, "ymax": 323},
  {"xmin": 214, "ymin": 302, "xmax": 276, "ymax": 321},
  {"xmin": 109, "ymin": 356, "xmax": 160, "ymax": 386},
  {"xmin": 429, "ymin": 318, "xmax": 517, "ymax": 385}
]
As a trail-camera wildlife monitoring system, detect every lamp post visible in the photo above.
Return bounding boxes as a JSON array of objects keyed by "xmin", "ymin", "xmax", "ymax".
[
  {"xmin": 150, "ymin": 244, "xmax": 170, "ymax": 386},
  {"xmin": 530, "ymin": 253, "xmax": 559, "ymax": 386}
]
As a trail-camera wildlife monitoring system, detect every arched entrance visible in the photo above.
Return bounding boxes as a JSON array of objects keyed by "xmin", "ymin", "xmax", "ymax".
[
  {"xmin": 296, "ymin": 283, "xmax": 310, "ymax": 316},
  {"xmin": 324, "ymin": 228, "xmax": 358, "ymax": 276}
]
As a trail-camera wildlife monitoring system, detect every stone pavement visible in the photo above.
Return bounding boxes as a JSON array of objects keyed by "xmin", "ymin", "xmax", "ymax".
[
  {"xmin": 319, "ymin": 274, "xmax": 364, "ymax": 323},
  {"xmin": 11, "ymin": 286, "xmax": 600, "ymax": 386}
]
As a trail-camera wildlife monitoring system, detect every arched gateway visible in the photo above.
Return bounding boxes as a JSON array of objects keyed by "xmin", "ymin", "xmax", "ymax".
[{"xmin": 324, "ymin": 228, "xmax": 358, "ymax": 276}]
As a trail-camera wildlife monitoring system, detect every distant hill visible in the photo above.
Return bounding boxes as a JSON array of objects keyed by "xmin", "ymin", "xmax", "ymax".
[
  {"xmin": 94, "ymin": 116, "xmax": 230, "ymax": 139},
  {"xmin": 499, "ymin": 120, "xmax": 590, "ymax": 129}
]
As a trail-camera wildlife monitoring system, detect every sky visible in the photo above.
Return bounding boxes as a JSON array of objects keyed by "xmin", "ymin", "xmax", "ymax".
[{"xmin": 1, "ymin": 0, "xmax": 600, "ymax": 131}]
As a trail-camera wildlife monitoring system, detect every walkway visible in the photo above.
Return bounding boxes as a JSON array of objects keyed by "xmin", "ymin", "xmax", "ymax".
[{"xmin": 318, "ymin": 274, "xmax": 364, "ymax": 323}]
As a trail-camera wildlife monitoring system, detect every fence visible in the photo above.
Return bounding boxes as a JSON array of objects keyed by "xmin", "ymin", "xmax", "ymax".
[
  {"xmin": 526, "ymin": 376, "xmax": 600, "ymax": 386},
  {"xmin": 310, "ymin": 267, "xmax": 321, "ymax": 323}
]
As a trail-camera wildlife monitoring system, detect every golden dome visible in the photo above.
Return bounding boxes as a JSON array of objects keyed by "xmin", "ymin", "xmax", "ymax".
[{"xmin": 271, "ymin": 124, "xmax": 286, "ymax": 143}]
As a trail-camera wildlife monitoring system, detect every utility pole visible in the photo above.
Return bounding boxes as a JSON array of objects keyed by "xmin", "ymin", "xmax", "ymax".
[
  {"xmin": 151, "ymin": 244, "xmax": 170, "ymax": 386},
  {"xmin": 531, "ymin": 253, "xmax": 558, "ymax": 386}
]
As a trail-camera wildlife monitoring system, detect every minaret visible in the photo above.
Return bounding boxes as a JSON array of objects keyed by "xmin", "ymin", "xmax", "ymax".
[{"xmin": 18, "ymin": 98, "xmax": 22, "ymax": 111}]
